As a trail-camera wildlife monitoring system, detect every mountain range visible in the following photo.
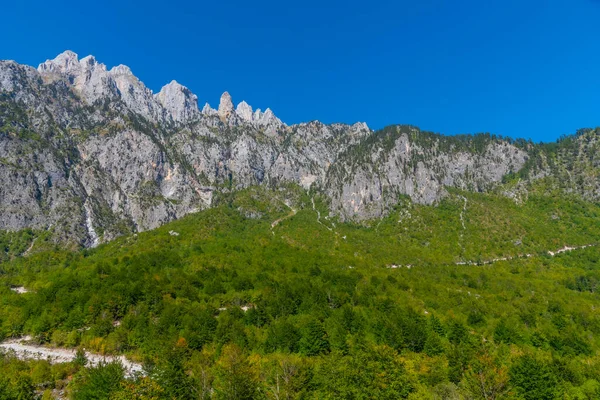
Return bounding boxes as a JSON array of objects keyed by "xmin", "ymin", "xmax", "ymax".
[{"xmin": 0, "ymin": 50, "xmax": 598, "ymax": 247}]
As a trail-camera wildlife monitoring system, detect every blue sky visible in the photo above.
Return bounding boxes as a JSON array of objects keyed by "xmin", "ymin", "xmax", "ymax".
[{"xmin": 2, "ymin": 0, "xmax": 599, "ymax": 141}]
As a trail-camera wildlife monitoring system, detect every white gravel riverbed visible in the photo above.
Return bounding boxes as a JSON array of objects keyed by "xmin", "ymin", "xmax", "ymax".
[{"xmin": 0, "ymin": 336, "xmax": 143, "ymax": 377}]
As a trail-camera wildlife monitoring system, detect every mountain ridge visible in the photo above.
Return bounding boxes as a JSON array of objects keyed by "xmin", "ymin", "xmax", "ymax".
[{"xmin": 0, "ymin": 51, "xmax": 598, "ymax": 247}]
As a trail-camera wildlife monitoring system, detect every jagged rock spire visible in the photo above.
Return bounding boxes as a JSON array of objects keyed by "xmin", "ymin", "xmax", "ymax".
[
  {"xmin": 218, "ymin": 92, "xmax": 234, "ymax": 121},
  {"xmin": 36, "ymin": 51, "xmax": 286, "ymax": 127}
]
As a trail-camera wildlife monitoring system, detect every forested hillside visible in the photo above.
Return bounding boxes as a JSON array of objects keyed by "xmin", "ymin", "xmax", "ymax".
[{"xmin": 1, "ymin": 185, "xmax": 600, "ymax": 399}]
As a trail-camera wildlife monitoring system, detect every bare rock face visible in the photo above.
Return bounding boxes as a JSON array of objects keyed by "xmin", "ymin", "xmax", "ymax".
[
  {"xmin": 325, "ymin": 127, "xmax": 528, "ymax": 219},
  {"xmin": 0, "ymin": 50, "xmax": 565, "ymax": 247},
  {"xmin": 202, "ymin": 103, "xmax": 218, "ymax": 116},
  {"xmin": 156, "ymin": 80, "xmax": 199, "ymax": 123},
  {"xmin": 236, "ymin": 101, "xmax": 253, "ymax": 122},
  {"xmin": 38, "ymin": 51, "xmax": 160, "ymax": 121},
  {"xmin": 110, "ymin": 64, "xmax": 163, "ymax": 121},
  {"xmin": 218, "ymin": 92, "xmax": 235, "ymax": 121},
  {"xmin": 38, "ymin": 50, "xmax": 80, "ymax": 74},
  {"xmin": 233, "ymin": 101, "xmax": 285, "ymax": 135},
  {"xmin": 39, "ymin": 52, "xmax": 113, "ymax": 103}
]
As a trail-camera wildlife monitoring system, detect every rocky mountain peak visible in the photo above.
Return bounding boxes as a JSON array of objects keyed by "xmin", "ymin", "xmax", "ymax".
[
  {"xmin": 80, "ymin": 55, "xmax": 102, "ymax": 69},
  {"xmin": 260, "ymin": 108, "xmax": 275, "ymax": 121},
  {"xmin": 352, "ymin": 122, "xmax": 370, "ymax": 131},
  {"xmin": 349, "ymin": 122, "xmax": 371, "ymax": 138},
  {"xmin": 256, "ymin": 108, "xmax": 283, "ymax": 127},
  {"xmin": 202, "ymin": 102, "xmax": 218, "ymax": 116},
  {"xmin": 236, "ymin": 101, "xmax": 253, "ymax": 122},
  {"xmin": 218, "ymin": 92, "xmax": 234, "ymax": 121},
  {"xmin": 110, "ymin": 66, "xmax": 159, "ymax": 121},
  {"xmin": 37, "ymin": 51, "xmax": 162, "ymax": 120},
  {"xmin": 35, "ymin": 51, "xmax": 287, "ymax": 129},
  {"xmin": 155, "ymin": 80, "xmax": 199, "ymax": 123},
  {"xmin": 78, "ymin": 56, "xmax": 108, "ymax": 80},
  {"xmin": 38, "ymin": 51, "xmax": 115, "ymax": 104},
  {"xmin": 233, "ymin": 101, "xmax": 284, "ymax": 129},
  {"xmin": 37, "ymin": 50, "xmax": 80, "ymax": 74},
  {"xmin": 110, "ymin": 64, "xmax": 133, "ymax": 76}
]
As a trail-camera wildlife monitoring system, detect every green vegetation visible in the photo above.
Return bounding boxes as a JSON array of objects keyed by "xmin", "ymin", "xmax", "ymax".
[
  {"xmin": 2, "ymin": 185, "xmax": 600, "ymax": 398},
  {"xmin": 504, "ymin": 128, "xmax": 600, "ymax": 195},
  {"xmin": 0, "ymin": 229, "xmax": 37, "ymax": 262}
]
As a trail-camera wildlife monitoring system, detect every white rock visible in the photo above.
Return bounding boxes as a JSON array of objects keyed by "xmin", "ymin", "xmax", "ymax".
[
  {"xmin": 38, "ymin": 51, "xmax": 159, "ymax": 121},
  {"xmin": 0, "ymin": 337, "xmax": 143, "ymax": 378},
  {"xmin": 236, "ymin": 101, "xmax": 253, "ymax": 122},
  {"xmin": 351, "ymin": 122, "xmax": 371, "ymax": 136},
  {"xmin": 255, "ymin": 108, "xmax": 280, "ymax": 126},
  {"xmin": 202, "ymin": 102, "xmax": 218, "ymax": 116},
  {"xmin": 110, "ymin": 64, "xmax": 133, "ymax": 76},
  {"xmin": 38, "ymin": 50, "xmax": 80, "ymax": 74},
  {"xmin": 111, "ymin": 66, "xmax": 160, "ymax": 121},
  {"xmin": 156, "ymin": 80, "xmax": 199, "ymax": 123},
  {"xmin": 79, "ymin": 55, "xmax": 103, "ymax": 70},
  {"xmin": 253, "ymin": 107, "xmax": 285, "ymax": 135},
  {"xmin": 218, "ymin": 92, "xmax": 234, "ymax": 120},
  {"xmin": 37, "ymin": 51, "xmax": 289, "ymax": 130}
]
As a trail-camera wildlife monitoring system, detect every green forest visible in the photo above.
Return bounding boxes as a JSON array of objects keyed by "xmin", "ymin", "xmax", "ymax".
[{"xmin": 1, "ymin": 184, "xmax": 600, "ymax": 399}]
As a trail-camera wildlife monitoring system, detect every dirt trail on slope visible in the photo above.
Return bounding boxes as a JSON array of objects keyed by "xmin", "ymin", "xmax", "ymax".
[
  {"xmin": 271, "ymin": 200, "xmax": 297, "ymax": 230},
  {"xmin": 311, "ymin": 197, "xmax": 333, "ymax": 232},
  {"xmin": 388, "ymin": 243, "xmax": 597, "ymax": 270},
  {"xmin": 0, "ymin": 336, "xmax": 143, "ymax": 377},
  {"xmin": 457, "ymin": 195, "xmax": 468, "ymax": 253},
  {"xmin": 458, "ymin": 195, "xmax": 467, "ymax": 231},
  {"xmin": 23, "ymin": 238, "xmax": 37, "ymax": 256},
  {"xmin": 455, "ymin": 244, "xmax": 597, "ymax": 266}
]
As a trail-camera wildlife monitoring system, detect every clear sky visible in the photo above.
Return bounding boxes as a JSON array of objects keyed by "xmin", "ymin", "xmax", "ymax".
[{"xmin": 2, "ymin": 0, "xmax": 599, "ymax": 141}]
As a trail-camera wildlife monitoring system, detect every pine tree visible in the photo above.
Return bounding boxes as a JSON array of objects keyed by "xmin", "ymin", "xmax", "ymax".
[
  {"xmin": 299, "ymin": 321, "xmax": 330, "ymax": 356},
  {"xmin": 509, "ymin": 355, "xmax": 560, "ymax": 400}
]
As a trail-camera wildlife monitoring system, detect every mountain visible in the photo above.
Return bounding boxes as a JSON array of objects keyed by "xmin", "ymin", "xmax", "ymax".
[
  {"xmin": 3, "ymin": 50, "xmax": 600, "ymax": 400},
  {"xmin": 0, "ymin": 51, "xmax": 597, "ymax": 247}
]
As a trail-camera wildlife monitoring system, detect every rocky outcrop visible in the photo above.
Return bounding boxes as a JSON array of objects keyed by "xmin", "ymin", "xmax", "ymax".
[
  {"xmin": 202, "ymin": 103, "xmax": 218, "ymax": 116},
  {"xmin": 325, "ymin": 126, "xmax": 527, "ymax": 219},
  {"xmin": 236, "ymin": 101, "xmax": 253, "ymax": 122},
  {"xmin": 0, "ymin": 50, "xmax": 578, "ymax": 247},
  {"xmin": 155, "ymin": 80, "xmax": 199, "ymax": 123},
  {"xmin": 218, "ymin": 92, "xmax": 235, "ymax": 122}
]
